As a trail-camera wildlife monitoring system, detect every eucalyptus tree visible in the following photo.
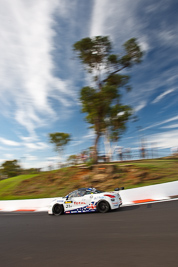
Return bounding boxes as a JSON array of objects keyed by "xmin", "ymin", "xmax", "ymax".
[
  {"xmin": 1, "ymin": 160, "xmax": 22, "ymax": 178},
  {"xmin": 73, "ymin": 36, "xmax": 143, "ymax": 163},
  {"xmin": 49, "ymin": 132, "xmax": 71, "ymax": 162}
]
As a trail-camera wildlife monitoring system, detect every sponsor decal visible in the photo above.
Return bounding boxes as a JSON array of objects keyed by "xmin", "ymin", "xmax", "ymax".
[
  {"xmin": 65, "ymin": 202, "xmax": 97, "ymax": 213},
  {"xmin": 74, "ymin": 202, "xmax": 86, "ymax": 205},
  {"xmin": 64, "ymin": 201, "xmax": 72, "ymax": 204},
  {"xmin": 94, "ymin": 196, "xmax": 104, "ymax": 200},
  {"xmin": 87, "ymin": 203, "xmax": 96, "ymax": 210},
  {"xmin": 86, "ymin": 201, "xmax": 97, "ymax": 210}
]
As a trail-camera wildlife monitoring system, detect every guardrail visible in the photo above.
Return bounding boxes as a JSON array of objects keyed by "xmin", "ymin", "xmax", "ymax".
[{"xmin": 0, "ymin": 181, "xmax": 178, "ymax": 212}]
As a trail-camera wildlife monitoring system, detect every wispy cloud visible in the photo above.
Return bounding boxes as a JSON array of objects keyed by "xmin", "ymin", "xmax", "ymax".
[
  {"xmin": 152, "ymin": 88, "xmax": 176, "ymax": 104},
  {"xmin": 46, "ymin": 156, "xmax": 59, "ymax": 161},
  {"xmin": 134, "ymin": 101, "xmax": 147, "ymax": 113},
  {"xmin": 0, "ymin": 137, "xmax": 20, "ymax": 146},
  {"xmin": 146, "ymin": 129, "xmax": 178, "ymax": 149},
  {"xmin": 23, "ymin": 155, "xmax": 38, "ymax": 161},
  {"xmin": 0, "ymin": 158, "xmax": 7, "ymax": 164},
  {"xmin": 90, "ymin": 0, "xmax": 138, "ymax": 38},
  {"xmin": 19, "ymin": 136, "xmax": 39, "ymax": 143},
  {"xmin": 70, "ymin": 140, "xmax": 84, "ymax": 147},
  {"xmin": 83, "ymin": 129, "xmax": 95, "ymax": 139},
  {"xmin": 4, "ymin": 154, "xmax": 14, "ymax": 159},
  {"xmin": 24, "ymin": 142, "xmax": 49, "ymax": 151},
  {"xmin": 0, "ymin": 0, "xmax": 177, "ymax": 167},
  {"xmin": 142, "ymin": 115, "xmax": 178, "ymax": 132},
  {"xmin": 90, "ymin": 0, "xmax": 149, "ymax": 52},
  {"xmin": 70, "ymin": 129, "xmax": 95, "ymax": 148},
  {"xmin": 90, "ymin": 0, "xmax": 178, "ymax": 112},
  {"xmin": 161, "ymin": 124, "xmax": 178, "ymax": 129},
  {"xmin": 0, "ymin": 0, "xmax": 76, "ymax": 135}
]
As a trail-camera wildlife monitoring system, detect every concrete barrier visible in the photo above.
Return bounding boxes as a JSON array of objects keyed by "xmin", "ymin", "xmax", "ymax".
[
  {"xmin": 0, "ymin": 181, "xmax": 178, "ymax": 212},
  {"xmin": 0, "ymin": 198, "xmax": 55, "ymax": 212},
  {"xmin": 119, "ymin": 180, "xmax": 178, "ymax": 205}
]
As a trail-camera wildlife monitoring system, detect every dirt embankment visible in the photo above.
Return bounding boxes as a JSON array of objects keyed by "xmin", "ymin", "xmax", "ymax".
[{"xmin": 11, "ymin": 159, "xmax": 178, "ymax": 198}]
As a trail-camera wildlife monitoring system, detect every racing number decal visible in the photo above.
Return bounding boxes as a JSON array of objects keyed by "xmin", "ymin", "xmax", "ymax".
[
  {"xmin": 65, "ymin": 201, "xmax": 73, "ymax": 209},
  {"xmin": 66, "ymin": 204, "xmax": 72, "ymax": 209}
]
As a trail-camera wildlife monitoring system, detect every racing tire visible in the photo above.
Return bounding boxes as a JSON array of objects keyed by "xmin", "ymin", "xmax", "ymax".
[
  {"xmin": 52, "ymin": 204, "xmax": 64, "ymax": 215},
  {"xmin": 97, "ymin": 200, "xmax": 110, "ymax": 213}
]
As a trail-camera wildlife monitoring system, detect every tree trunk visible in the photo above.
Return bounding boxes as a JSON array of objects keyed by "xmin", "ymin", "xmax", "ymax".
[{"xmin": 93, "ymin": 133, "xmax": 100, "ymax": 164}]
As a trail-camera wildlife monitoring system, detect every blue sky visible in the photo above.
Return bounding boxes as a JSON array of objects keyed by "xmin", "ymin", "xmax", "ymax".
[{"xmin": 0, "ymin": 0, "xmax": 178, "ymax": 169}]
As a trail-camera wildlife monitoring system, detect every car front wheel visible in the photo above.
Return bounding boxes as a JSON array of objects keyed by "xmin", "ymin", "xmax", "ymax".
[
  {"xmin": 52, "ymin": 204, "xmax": 64, "ymax": 215},
  {"xmin": 97, "ymin": 201, "xmax": 110, "ymax": 213}
]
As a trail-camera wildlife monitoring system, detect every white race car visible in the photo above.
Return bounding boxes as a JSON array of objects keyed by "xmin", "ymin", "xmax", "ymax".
[{"xmin": 48, "ymin": 187, "xmax": 123, "ymax": 215}]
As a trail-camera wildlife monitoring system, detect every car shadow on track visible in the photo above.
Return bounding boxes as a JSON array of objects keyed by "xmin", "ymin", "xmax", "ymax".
[
  {"xmin": 60, "ymin": 205, "xmax": 141, "ymax": 216},
  {"xmin": 112, "ymin": 205, "xmax": 140, "ymax": 213}
]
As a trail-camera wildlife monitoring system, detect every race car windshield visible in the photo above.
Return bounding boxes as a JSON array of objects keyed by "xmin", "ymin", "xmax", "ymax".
[
  {"xmin": 67, "ymin": 189, "xmax": 86, "ymax": 198},
  {"xmin": 85, "ymin": 189, "xmax": 103, "ymax": 194},
  {"xmin": 66, "ymin": 188, "xmax": 103, "ymax": 198}
]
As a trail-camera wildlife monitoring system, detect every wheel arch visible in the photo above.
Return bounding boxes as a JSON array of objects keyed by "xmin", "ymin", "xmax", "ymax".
[
  {"xmin": 96, "ymin": 199, "xmax": 111, "ymax": 212},
  {"xmin": 52, "ymin": 203, "xmax": 64, "ymax": 215}
]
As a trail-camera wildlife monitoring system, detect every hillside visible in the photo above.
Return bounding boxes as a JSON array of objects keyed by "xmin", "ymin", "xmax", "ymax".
[{"xmin": 0, "ymin": 158, "xmax": 178, "ymax": 200}]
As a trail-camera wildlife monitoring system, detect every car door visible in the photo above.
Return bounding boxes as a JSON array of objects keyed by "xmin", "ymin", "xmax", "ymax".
[
  {"xmin": 64, "ymin": 189, "xmax": 88, "ymax": 213},
  {"xmin": 70, "ymin": 196, "xmax": 87, "ymax": 212},
  {"xmin": 83, "ymin": 192, "xmax": 96, "ymax": 211},
  {"xmin": 64, "ymin": 198, "xmax": 74, "ymax": 212},
  {"xmin": 63, "ymin": 190, "xmax": 77, "ymax": 212}
]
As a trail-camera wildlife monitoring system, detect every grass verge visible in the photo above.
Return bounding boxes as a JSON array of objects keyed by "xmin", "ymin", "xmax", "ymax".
[{"xmin": 0, "ymin": 157, "xmax": 177, "ymax": 200}]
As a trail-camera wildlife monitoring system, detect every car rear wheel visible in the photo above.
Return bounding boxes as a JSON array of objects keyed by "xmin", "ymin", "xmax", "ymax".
[
  {"xmin": 97, "ymin": 201, "xmax": 110, "ymax": 213},
  {"xmin": 52, "ymin": 204, "xmax": 64, "ymax": 215}
]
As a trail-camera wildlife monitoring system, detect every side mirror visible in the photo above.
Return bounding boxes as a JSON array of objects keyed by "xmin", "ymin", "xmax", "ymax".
[{"xmin": 66, "ymin": 195, "xmax": 69, "ymax": 200}]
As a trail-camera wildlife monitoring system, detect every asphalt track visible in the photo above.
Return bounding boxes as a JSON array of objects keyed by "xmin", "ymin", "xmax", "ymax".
[{"xmin": 0, "ymin": 200, "xmax": 178, "ymax": 267}]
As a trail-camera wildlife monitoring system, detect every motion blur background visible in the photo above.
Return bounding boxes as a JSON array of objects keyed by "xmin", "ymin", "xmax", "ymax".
[{"xmin": 0, "ymin": 0, "xmax": 178, "ymax": 170}]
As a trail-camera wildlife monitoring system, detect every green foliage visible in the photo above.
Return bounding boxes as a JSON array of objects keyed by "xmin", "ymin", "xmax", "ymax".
[
  {"xmin": 49, "ymin": 132, "xmax": 71, "ymax": 154},
  {"xmin": 73, "ymin": 36, "xmax": 111, "ymax": 73},
  {"xmin": 73, "ymin": 36, "xmax": 143, "ymax": 162},
  {"xmin": 67, "ymin": 154, "xmax": 78, "ymax": 165},
  {"xmin": 107, "ymin": 104, "xmax": 132, "ymax": 142},
  {"xmin": 74, "ymin": 36, "xmax": 143, "ymax": 75},
  {"xmin": 121, "ymin": 38, "xmax": 143, "ymax": 67},
  {"xmin": 1, "ymin": 160, "xmax": 22, "ymax": 178}
]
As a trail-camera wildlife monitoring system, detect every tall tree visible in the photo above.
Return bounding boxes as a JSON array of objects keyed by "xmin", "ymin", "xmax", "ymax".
[
  {"xmin": 1, "ymin": 160, "xmax": 22, "ymax": 178},
  {"xmin": 73, "ymin": 36, "xmax": 143, "ymax": 162},
  {"xmin": 49, "ymin": 132, "xmax": 71, "ymax": 161}
]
